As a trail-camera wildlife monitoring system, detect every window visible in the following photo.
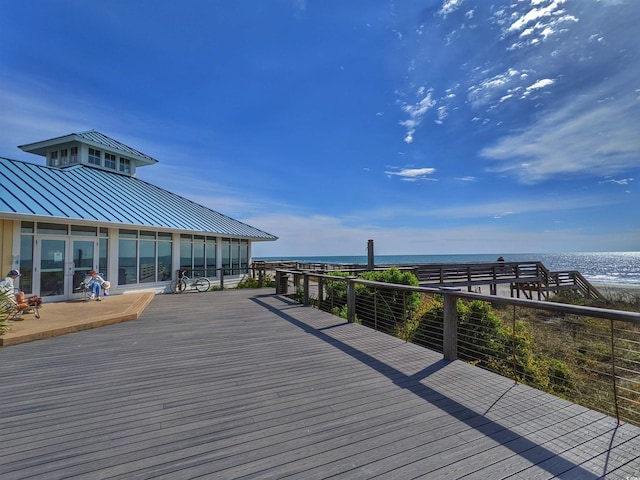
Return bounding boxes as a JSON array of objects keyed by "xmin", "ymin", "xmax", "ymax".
[
  {"xmin": 60, "ymin": 149, "xmax": 68, "ymax": 165},
  {"xmin": 71, "ymin": 225, "xmax": 97, "ymax": 236},
  {"xmin": 21, "ymin": 221, "xmax": 34, "ymax": 234},
  {"xmin": 70, "ymin": 147, "xmax": 78, "ymax": 164},
  {"xmin": 193, "ymin": 236, "xmax": 205, "ymax": 276},
  {"xmin": 231, "ymin": 239, "xmax": 240, "ymax": 275},
  {"xmin": 118, "ymin": 230, "xmax": 138, "ymax": 285},
  {"xmin": 20, "ymin": 226, "xmax": 34, "ymax": 294},
  {"xmin": 240, "ymin": 239, "xmax": 249, "ymax": 271},
  {"xmin": 50, "ymin": 151, "xmax": 59, "ymax": 166},
  {"xmin": 180, "ymin": 234, "xmax": 216, "ymax": 277},
  {"xmin": 119, "ymin": 157, "xmax": 131, "ymax": 174},
  {"xmin": 139, "ymin": 231, "xmax": 156, "ymax": 283},
  {"xmin": 220, "ymin": 238, "xmax": 247, "ymax": 276},
  {"xmin": 88, "ymin": 148, "xmax": 101, "ymax": 166},
  {"xmin": 104, "ymin": 152, "xmax": 116, "ymax": 169},
  {"xmin": 180, "ymin": 235, "xmax": 192, "ymax": 273},
  {"xmin": 36, "ymin": 222, "xmax": 68, "ymax": 235},
  {"xmin": 221, "ymin": 238, "xmax": 231, "ymax": 275},
  {"xmin": 118, "ymin": 229, "xmax": 172, "ymax": 285},
  {"xmin": 99, "ymin": 238, "xmax": 108, "ymax": 281},
  {"xmin": 158, "ymin": 233, "xmax": 173, "ymax": 281},
  {"xmin": 206, "ymin": 236, "xmax": 217, "ymax": 277}
]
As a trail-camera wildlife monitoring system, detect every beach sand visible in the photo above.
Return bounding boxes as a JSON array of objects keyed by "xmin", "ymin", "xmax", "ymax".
[{"xmin": 491, "ymin": 282, "xmax": 640, "ymax": 301}]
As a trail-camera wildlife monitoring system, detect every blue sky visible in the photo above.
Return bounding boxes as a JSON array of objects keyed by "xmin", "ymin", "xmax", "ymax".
[{"xmin": 1, "ymin": 0, "xmax": 638, "ymax": 257}]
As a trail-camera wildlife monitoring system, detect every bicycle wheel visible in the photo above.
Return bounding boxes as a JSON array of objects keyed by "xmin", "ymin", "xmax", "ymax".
[
  {"xmin": 170, "ymin": 279, "xmax": 187, "ymax": 293},
  {"xmin": 194, "ymin": 278, "xmax": 211, "ymax": 292}
]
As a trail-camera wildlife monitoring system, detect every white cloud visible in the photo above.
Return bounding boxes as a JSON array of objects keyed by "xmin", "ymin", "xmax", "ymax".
[
  {"xmin": 399, "ymin": 89, "xmax": 436, "ymax": 143},
  {"xmin": 384, "ymin": 167, "xmax": 436, "ymax": 181},
  {"xmin": 481, "ymin": 88, "xmax": 640, "ymax": 182},
  {"xmin": 600, "ymin": 177, "xmax": 634, "ymax": 185},
  {"xmin": 507, "ymin": 0, "xmax": 567, "ymax": 34},
  {"xmin": 439, "ymin": 0, "xmax": 465, "ymax": 18},
  {"xmin": 521, "ymin": 78, "xmax": 555, "ymax": 97},
  {"xmin": 467, "ymin": 68, "xmax": 521, "ymax": 107}
]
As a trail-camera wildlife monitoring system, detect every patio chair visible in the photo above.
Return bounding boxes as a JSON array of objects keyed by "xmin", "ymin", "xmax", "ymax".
[
  {"xmin": 76, "ymin": 281, "xmax": 92, "ymax": 300},
  {"xmin": 2, "ymin": 292, "xmax": 42, "ymax": 319}
]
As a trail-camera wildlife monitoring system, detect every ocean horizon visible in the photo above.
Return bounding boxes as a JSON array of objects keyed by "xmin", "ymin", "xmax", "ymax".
[{"xmin": 255, "ymin": 251, "xmax": 640, "ymax": 288}]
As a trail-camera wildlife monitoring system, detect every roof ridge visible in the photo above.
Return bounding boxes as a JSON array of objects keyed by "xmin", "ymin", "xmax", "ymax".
[{"xmin": 73, "ymin": 130, "xmax": 158, "ymax": 163}]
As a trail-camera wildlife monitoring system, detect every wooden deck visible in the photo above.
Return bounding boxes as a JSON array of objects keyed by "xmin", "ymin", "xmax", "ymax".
[{"xmin": 1, "ymin": 289, "xmax": 639, "ymax": 479}]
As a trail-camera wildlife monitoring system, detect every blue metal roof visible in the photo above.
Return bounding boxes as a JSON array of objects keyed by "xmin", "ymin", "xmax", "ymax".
[
  {"xmin": 75, "ymin": 130, "xmax": 158, "ymax": 163},
  {"xmin": 0, "ymin": 157, "xmax": 277, "ymax": 241}
]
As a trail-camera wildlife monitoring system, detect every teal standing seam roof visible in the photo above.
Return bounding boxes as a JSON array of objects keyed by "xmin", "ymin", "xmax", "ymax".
[
  {"xmin": 0, "ymin": 157, "xmax": 277, "ymax": 240},
  {"xmin": 74, "ymin": 130, "xmax": 158, "ymax": 163}
]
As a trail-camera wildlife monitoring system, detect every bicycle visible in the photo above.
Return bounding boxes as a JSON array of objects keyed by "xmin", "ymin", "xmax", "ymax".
[{"xmin": 170, "ymin": 270, "xmax": 211, "ymax": 293}]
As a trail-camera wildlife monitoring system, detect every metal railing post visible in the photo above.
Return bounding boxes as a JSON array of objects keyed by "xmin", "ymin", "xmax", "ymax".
[{"xmin": 443, "ymin": 291, "xmax": 458, "ymax": 361}]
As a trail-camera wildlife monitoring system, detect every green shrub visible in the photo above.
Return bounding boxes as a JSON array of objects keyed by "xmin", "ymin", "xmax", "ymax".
[
  {"xmin": 235, "ymin": 275, "xmax": 275, "ymax": 289},
  {"xmin": 355, "ymin": 268, "xmax": 421, "ymax": 339},
  {"xmin": 0, "ymin": 291, "xmax": 13, "ymax": 335}
]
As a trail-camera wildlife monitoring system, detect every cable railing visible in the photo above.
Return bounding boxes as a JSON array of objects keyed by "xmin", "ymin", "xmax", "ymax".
[{"xmin": 275, "ymin": 269, "xmax": 640, "ymax": 426}]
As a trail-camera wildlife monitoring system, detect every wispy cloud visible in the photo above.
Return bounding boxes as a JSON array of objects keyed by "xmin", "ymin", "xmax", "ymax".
[
  {"xmin": 399, "ymin": 89, "xmax": 436, "ymax": 143},
  {"xmin": 384, "ymin": 167, "xmax": 436, "ymax": 181},
  {"xmin": 521, "ymin": 78, "xmax": 555, "ymax": 98},
  {"xmin": 361, "ymin": 194, "xmax": 618, "ymax": 221},
  {"xmin": 481, "ymin": 87, "xmax": 640, "ymax": 182},
  {"xmin": 600, "ymin": 177, "xmax": 634, "ymax": 185},
  {"xmin": 505, "ymin": 0, "xmax": 578, "ymax": 49},
  {"xmin": 247, "ymin": 210, "xmax": 638, "ymax": 257},
  {"xmin": 439, "ymin": 0, "xmax": 465, "ymax": 18}
]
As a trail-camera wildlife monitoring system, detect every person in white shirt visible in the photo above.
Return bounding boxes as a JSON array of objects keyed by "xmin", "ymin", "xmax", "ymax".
[
  {"xmin": 83, "ymin": 270, "xmax": 106, "ymax": 301},
  {"xmin": 0, "ymin": 269, "xmax": 21, "ymax": 301}
]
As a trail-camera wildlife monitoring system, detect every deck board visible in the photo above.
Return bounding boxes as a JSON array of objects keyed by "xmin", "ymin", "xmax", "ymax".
[{"xmin": 1, "ymin": 289, "xmax": 639, "ymax": 479}]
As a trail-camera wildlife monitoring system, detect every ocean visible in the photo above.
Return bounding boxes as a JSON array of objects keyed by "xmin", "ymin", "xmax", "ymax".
[{"xmin": 255, "ymin": 252, "xmax": 640, "ymax": 287}]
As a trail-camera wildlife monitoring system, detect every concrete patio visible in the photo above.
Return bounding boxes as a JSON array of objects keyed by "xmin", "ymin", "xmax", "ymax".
[{"xmin": 0, "ymin": 292, "xmax": 155, "ymax": 347}]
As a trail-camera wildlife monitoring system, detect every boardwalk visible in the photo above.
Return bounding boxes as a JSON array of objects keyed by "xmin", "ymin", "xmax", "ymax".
[{"xmin": 1, "ymin": 289, "xmax": 639, "ymax": 479}]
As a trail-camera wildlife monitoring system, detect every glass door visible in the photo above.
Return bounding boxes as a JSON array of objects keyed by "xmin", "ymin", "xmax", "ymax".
[
  {"xmin": 39, "ymin": 238, "xmax": 67, "ymax": 301},
  {"xmin": 72, "ymin": 239, "xmax": 97, "ymax": 297},
  {"xmin": 37, "ymin": 237, "xmax": 99, "ymax": 300}
]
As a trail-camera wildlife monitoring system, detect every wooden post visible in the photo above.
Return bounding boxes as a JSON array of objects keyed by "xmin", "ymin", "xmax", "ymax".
[
  {"xmin": 303, "ymin": 274, "xmax": 309, "ymax": 306},
  {"xmin": 443, "ymin": 290, "xmax": 458, "ymax": 361},
  {"xmin": 275, "ymin": 271, "xmax": 281, "ymax": 294},
  {"xmin": 367, "ymin": 239, "xmax": 374, "ymax": 270},
  {"xmin": 347, "ymin": 280, "xmax": 355, "ymax": 323}
]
